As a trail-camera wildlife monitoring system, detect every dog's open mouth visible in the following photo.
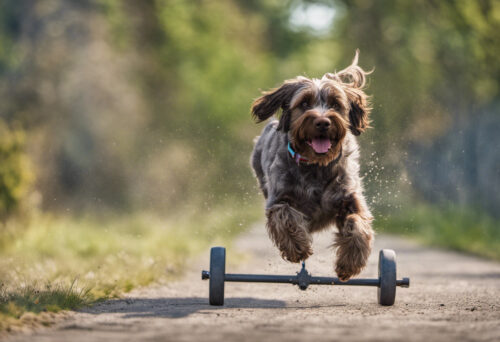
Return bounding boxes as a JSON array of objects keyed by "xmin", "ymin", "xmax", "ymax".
[{"xmin": 307, "ymin": 138, "xmax": 332, "ymax": 154}]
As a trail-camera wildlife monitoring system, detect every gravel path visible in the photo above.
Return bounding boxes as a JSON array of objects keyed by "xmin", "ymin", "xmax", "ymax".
[{"xmin": 6, "ymin": 225, "xmax": 500, "ymax": 342}]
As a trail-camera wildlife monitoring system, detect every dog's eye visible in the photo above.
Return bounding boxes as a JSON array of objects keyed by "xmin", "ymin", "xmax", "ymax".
[
  {"xmin": 331, "ymin": 103, "xmax": 341, "ymax": 111},
  {"xmin": 301, "ymin": 101, "xmax": 309, "ymax": 109}
]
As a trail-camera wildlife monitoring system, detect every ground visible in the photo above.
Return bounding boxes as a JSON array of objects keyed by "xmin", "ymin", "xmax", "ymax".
[{"xmin": 5, "ymin": 224, "xmax": 500, "ymax": 342}]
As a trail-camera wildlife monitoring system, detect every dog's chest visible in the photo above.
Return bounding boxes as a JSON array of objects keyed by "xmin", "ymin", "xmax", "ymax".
[{"xmin": 289, "ymin": 166, "xmax": 336, "ymax": 209}]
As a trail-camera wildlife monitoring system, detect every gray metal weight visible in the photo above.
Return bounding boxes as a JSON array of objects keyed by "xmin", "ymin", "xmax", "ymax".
[{"xmin": 202, "ymin": 247, "xmax": 409, "ymax": 306}]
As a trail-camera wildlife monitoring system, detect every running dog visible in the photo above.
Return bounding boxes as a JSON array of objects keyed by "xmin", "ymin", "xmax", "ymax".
[{"xmin": 251, "ymin": 51, "xmax": 374, "ymax": 281}]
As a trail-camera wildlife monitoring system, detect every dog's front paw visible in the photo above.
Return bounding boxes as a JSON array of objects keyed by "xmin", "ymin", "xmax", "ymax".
[
  {"xmin": 278, "ymin": 232, "xmax": 313, "ymax": 263},
  {"xmin": 335, "ymin": 257, "xmax": 364, "ymax": 282},
  {"xmin": 266, "ymin": 203, "xmax": 312, "ymax": 263},
  {"xmin": 334, "ymin": 214, "xmax": 372, "ymax": 281}
]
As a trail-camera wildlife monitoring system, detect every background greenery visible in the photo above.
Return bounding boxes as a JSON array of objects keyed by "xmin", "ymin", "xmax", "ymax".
[{"xmin": 0, "ymin": 0, "xmax": 499, "ymax": 330}]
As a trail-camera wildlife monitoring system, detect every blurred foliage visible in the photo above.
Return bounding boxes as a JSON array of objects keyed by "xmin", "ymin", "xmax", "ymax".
[
  {"xmin": 332, "ymin": 0, "xmax": 500, "ymax": 186},
  {"xmin": 0, "ymin": 120, "xmax": 32, "ymax": 219},
  {"xmin": 0, "ymin": 0, "xmax": 498, "ymax": 240},
  {"xmin": 0, "ymin": 0, "xmax": 288, "ymax": 213},
  {"xmin": 377, "ymin": 203, "xmax": 500, "ymax": 260}
]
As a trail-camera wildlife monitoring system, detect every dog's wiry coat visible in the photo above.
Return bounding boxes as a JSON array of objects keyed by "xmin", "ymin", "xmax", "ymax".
[{"xmin": 251, "ymin": 52, "xmax": 374, "ymax": 280}]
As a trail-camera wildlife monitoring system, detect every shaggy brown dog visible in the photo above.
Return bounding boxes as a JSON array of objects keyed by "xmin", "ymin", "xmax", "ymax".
[{"xmin": 250, "ymin": 51, "xmax": 374, "ymax": 281}]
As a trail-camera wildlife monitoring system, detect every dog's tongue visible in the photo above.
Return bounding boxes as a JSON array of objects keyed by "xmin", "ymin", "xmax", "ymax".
[{"xmin": 310, "ymin": 138, "xmax": 331, "ymax": 153}]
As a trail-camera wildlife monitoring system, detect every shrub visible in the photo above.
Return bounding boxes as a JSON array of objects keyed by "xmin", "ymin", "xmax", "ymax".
[{"xmin": 0, "ymin": 120, "xmax": 32, "ymax": 219}]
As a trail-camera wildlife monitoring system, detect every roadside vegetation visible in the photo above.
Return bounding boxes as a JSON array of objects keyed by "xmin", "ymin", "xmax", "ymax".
[
  {"xmin": 377, "ymin": 204, "xmax": 500, "ymax": 260},
  {"xmin": 0, "ymin": 205, "xmax": 260, "ymax": 332}
]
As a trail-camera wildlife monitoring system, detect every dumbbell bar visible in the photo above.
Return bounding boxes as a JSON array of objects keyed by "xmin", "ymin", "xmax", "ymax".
[{"xmin": 202, "ymin": 266, "xmax": 409, "ymax": 290}]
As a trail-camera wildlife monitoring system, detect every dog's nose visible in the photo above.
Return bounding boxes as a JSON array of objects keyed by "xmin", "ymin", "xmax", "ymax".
[{"xmin": 314, "ymin": 118, "xmax": 331, "ymax": 131}]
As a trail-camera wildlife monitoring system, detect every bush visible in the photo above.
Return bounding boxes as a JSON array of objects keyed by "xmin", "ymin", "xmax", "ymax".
[{"xmin": 0, "ymin": 120, "xmax": 32, "ymax": 219}]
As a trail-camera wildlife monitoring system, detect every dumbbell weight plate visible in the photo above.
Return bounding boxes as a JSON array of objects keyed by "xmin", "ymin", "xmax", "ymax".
[
  {"xmin": 378, "ymin": 249, "xmax": 397, "ymax": 306},
  {"xmin": 209, "ymin": 247, "xmax": 226, "ymax": 306}
]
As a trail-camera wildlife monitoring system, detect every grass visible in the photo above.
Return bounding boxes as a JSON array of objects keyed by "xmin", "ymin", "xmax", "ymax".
[
  {"xmin": 375, "ymin": 203, "xmax": 500, "ymax": 260},
  {"xmin": 0, "ymin": 281, "xmax": 92, "ymax": 331},
  {"xmin": 0, "ymin": 203, "xmax": 261, "ymax": 332}
]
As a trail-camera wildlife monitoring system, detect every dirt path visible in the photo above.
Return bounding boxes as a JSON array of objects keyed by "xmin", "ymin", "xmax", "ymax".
[{"xmin": 6, "ymin": 224, "xmax": 500, "ymax": 342}]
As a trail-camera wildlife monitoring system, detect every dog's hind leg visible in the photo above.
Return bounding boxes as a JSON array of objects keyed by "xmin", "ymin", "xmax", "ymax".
[
  {"xmin": 266, "ymin": 203, "xmax": 312, "ymax": 263},
  {"xmin": 333, "ymin": 194, "xmax": 374, "ymax": 281}
]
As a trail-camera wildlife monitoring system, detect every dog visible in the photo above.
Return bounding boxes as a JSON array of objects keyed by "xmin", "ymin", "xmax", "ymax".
[{"xmin": 250, "ymin": 51, "xmax": 374, "ymax": 281}]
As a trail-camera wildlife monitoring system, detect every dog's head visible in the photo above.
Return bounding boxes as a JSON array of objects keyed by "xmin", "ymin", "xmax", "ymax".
[{"xmin": 251, "ymin": 51, "xmax": 371, "ymax": 166}]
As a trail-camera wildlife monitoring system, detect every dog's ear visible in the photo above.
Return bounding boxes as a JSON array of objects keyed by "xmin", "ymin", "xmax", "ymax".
[
  {"xmin": 251, "ymin": 79, "xmax": 304, "ymax": 130},
  {"xmin": 334, "ymin": 50, "xmax": 372, "ymax": 135},
  {"xmin": 345, "ymin": 87, "xmax": 370, "ymax": 135}
]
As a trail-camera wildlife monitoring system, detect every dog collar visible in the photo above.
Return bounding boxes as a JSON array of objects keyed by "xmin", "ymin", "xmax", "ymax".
[
  {"xmin": 287, "ymin": 141, "xmax": 343, "ymax": 165},
  {"xmin": 288, "ymin": 142, "xmax": 309, "ymax": 164}
]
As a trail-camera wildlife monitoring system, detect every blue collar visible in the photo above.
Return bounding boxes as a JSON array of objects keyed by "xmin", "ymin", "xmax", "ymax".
[{"xmin": 288, "ymin": 142, "xmax": 309, "ymax": 164}]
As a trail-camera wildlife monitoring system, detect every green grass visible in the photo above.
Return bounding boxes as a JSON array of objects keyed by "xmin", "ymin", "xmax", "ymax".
[
  {"xmin": 0, "ymin": 203, "xmax": 261, "ymax": 331},
  {"xmin": 0, "ymin": 281, "xmax": 92, "ymax": 331},
  {"xmin": 375, "ymin": 204, "xmax": 500, "ymax": 260}
]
